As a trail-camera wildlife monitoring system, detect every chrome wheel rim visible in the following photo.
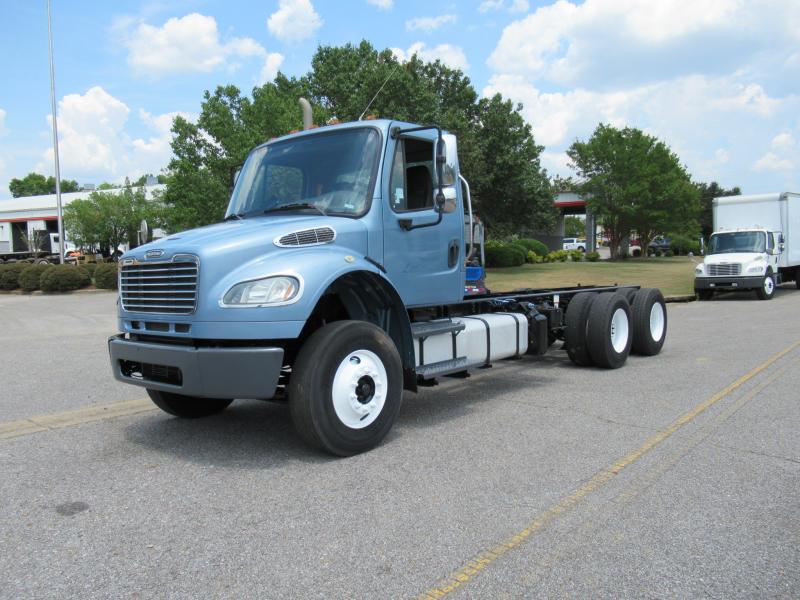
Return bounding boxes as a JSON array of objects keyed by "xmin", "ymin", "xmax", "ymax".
[
  {"xmin": 764, "ymin": 276, "xmax": 774, "ymax": 295},
  {"xmin": 610, "ymin": 308, "xmax": 629, "ymax": 354},
  {"xmin": 331, "ymin": 349, "xmax": 387, "ymax": 429},
  {"xmin": 649, "ymin": 302, "xmax": 665, "ymax": 341}
]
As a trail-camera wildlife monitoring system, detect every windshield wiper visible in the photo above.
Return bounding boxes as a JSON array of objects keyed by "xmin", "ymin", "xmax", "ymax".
[
  {"xmin": 263, "ymin": 203, "xmax": 326, "ymax": 216},
  {"xmin": 223, "ymin": 212, "xmax": 245, "ymax": 221}
]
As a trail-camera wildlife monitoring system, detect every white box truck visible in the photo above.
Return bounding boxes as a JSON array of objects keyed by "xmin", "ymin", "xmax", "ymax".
[{"xmin": 695, "ymin": 192, "xmax": 800, "ymax": 300}]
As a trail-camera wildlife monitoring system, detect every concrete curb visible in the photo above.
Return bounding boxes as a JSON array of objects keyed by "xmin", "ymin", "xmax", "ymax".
[{"xmin": 664, "ymin": 294, "xmax": 696, "ymax": 303}]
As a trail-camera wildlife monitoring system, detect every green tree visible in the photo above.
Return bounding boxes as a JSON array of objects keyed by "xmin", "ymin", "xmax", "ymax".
[
  {"xmin": 567, "ymin": 124, "xmax": 699, "ymax": 258},
  {"xmin": 564, "ymin": 216, "xmax": 584, "ymax": 238},
  {"xmin": 9, "ymin": 172, "xmax": 79, "ymax": 197},
  {"xmin": 694, "ymin": 181, "xmax": 741, "ymax": 239},
  {"xmin": 164, "ymin": 39, "xmax": 554, "ymax": 236},
  {"xmin": 63, "ymin": 184, "xmax": 164, "ymax": 253}
]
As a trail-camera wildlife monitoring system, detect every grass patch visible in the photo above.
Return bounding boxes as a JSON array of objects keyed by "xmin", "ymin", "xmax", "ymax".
[{"xmin": 485, "ymin": 256, "xmax": 698, "ymax": 296}]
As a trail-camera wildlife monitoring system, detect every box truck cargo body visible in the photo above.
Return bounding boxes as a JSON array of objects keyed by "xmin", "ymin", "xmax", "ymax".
[{"xmin": 695, "ymin": 192, "xmax": 800, "ymax": 300}]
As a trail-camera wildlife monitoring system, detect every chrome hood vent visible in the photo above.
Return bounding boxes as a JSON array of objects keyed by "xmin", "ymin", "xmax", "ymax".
[{"xmin": 274, "ymin": 226, "xmax": 336, "ymax": 247}]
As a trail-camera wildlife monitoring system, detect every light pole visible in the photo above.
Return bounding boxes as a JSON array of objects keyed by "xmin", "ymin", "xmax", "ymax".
[{"xmin": 47, "ymin": 0, "xmax": 65, "ymax": 264}]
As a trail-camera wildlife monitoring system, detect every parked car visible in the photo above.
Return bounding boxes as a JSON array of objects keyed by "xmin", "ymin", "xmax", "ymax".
[
  {"xmin": 649, "ymin": 237, "xmax": 671, "ymax": 252},
  {"xmin": 563, "ymin": 238, "xmax": 586, "ymax": 251}
]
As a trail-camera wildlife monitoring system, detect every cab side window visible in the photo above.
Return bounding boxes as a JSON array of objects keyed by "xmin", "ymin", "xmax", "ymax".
[{"xmin": 389, "ymin": 138, "xmax": 434, "ymax": 212}]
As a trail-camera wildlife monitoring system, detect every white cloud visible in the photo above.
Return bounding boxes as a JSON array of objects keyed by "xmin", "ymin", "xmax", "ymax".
[
  {"xmin": 267, "ymin": 0, "xmax": 322, "ymax": 43},
  {"xmin": 479, "ymin": 0, "xmax": 504, "ymax": 12},
  {"xmin": 488, "ymin": 0, "xmax": 800, "ymax": 88},
  {"xmin": 771, "ymin": 132, "xmax": 795, "ymax": 151},
  {"xmin": 753, "ymin": 152, "xmax": 794, "ymax": 172},
  {"xmin": 405, "ymin": 14, "xmax": 457, "ymax": 32},
  {"xmin": 367, "ymin": 0, "xmax": 393, "ymax": 9},
  {"xmin": 258, "ymin": 53, "xmax": 286, "ymax": 84},
  {"xmin": 480, "ymin": 0, "xmax": 529, "ymax": 13},
  {"xmin": 392, "ymin": 42, "xmax": 469, "ymax": 71},
  {"xmin": 0, "ymin": 108, "xmax": 6, "ymax": 136},
  {"xmin": 41, "ymin": 87, "xmax": 192, "ymax": 184},
  {"xmin": 123, "ymin": 13, "xmax": 283, "ymax": 80}
]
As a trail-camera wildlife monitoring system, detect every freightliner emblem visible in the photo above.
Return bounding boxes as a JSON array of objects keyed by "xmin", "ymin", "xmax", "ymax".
[{"xmin": 145, "ymin": 249, "xmax": 165, "ymax": 259}]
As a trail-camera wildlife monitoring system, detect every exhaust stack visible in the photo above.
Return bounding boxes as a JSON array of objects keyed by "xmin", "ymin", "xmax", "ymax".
[{"xmin": 299, "ymin": 98, "xmax": 312, "ymax": 130}]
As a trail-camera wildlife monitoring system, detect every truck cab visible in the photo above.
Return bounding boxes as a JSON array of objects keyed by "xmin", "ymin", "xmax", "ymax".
[{"xmin": 109, "ymin": 116, "xmax": 668, "ymax": 455}]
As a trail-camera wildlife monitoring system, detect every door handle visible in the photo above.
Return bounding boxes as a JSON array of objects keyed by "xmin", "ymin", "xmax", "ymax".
[{"xmin": 448, "ymin": 239, "xmax": 459, "ymax": 267}]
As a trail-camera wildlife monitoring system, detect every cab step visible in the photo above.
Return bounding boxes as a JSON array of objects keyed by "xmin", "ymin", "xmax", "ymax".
[
  {"xmin": 416, "ymin": 356, "xmax": 469, "ymax": 379},
  {"xmin": 411, "ymin": 319, "xmax": 465, "ymax": 339}
]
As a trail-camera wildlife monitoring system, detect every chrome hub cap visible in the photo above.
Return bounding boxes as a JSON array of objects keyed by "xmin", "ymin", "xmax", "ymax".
[
  {"xmin": 331, "ymin": 349, "xmax": 387, "ymax": 429},
  {"xmin": 610, "ymin": 308, "xmax": 629, "ymax": 354},
  {"xmin": 764, "ymin": 276, "xmax": 774, "ymax": 294},
  {"xmin": 649, "ymin": 302, "xmax": 665, "ymax": 341}
]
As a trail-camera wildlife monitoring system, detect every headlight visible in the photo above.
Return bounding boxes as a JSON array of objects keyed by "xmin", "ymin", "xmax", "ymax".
[
  {"xmin": 695, "ymin": 265, "xmax": 704, "ymax": 275},
  {"xmin": 746, "ymin": 264, "xmax": 766, "ymax": 274},
  {"xmin": 221, "ymin": 276, "xmax": 301, "ymax": 306}
]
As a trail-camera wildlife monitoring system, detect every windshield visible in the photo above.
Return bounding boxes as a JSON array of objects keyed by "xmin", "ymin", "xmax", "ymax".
[
  {"xmin": 708, "ymin": 231, "xmax": 766, "ymax": 254},
  {"xmin": 226, "ymin": 128, "xmax": 381, "ymax": 219}
]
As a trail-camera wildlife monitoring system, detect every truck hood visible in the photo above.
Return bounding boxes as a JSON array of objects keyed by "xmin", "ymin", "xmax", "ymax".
[
  {"xmin": 127, "ymin": 214, "xmax": 369, "ymax": 261},
  {"xmin": 704, "ymin": 252, "xmax": 764, "ymax": 265}
]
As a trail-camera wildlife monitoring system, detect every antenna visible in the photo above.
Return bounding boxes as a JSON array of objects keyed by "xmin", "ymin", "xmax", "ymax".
[{"xmin": 358, "ymin": 61, "xmax": 401, "ymax": 121}]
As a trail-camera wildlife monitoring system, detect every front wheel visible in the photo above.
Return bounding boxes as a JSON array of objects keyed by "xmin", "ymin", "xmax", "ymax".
[
  {"xmin": 147, "ymin": 389, "xmax": 233, "ymax": 418},
  {"xmin": 631, "ymin": 288, "xmax": 667, "ymax": 356},
  {"xmin": 289, "ymin": 321, "xmax": 403, "ymax": 456},
  {"xmin": 755, "ymin": 272, "xmax": 776, "ymax": 300},
  {"xmin": 696, "ymin": 289, "xmax": 713, "ymax": 301}
]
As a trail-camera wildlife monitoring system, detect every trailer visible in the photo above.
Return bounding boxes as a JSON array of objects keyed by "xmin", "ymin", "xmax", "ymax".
[
  {"xmin": 108, "ymin": 109, "xmax": 668, "ymax": 455},
  {"xmin": 695, "ymin": 192, "xmax": 800, "ymax": 300}
]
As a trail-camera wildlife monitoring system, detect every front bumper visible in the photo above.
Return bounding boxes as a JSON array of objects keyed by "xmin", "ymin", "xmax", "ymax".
[
  {"xmin": 108, "ymin": 335, "xmax": 284, "ymax": 399},
  {"xmin": 694, "ymin": 276, "xmax": 764, "ymax": 291}
]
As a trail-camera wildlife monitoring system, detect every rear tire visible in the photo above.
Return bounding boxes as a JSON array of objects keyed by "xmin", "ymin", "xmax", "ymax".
[
  {"xmin": 289, "ymin": 321, "xmax": 403, "ymax": 456},
  {"xmin": 565, "ymin": 292, "xmax": 597, "ymax": 366},
  {"xmin": 587, "ymin": 292, "xmax": 632, "ymax": 369},
  {"xmin": 755, "ymin": 271, "xmax": 776, "ymax": 300},
  {"xmin": 631, "ymin": 288, "xmax": 667, "ymax": 356},
  {"xmin": 147, "ymin": 389, "xmax": 233, "ymax": 418}
]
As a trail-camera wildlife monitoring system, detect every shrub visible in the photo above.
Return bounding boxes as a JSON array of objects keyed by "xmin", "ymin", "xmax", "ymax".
[
  {"xmin": 516, "ymin": 238, "xmax": 549, "ymax": 257},
  {"xmin": 632, "ymin": 248, "xmax": 642, "ymax": 257},
  {"xmin": 665, "ymin": 249, "xmax": 674, "ymax": 257},
  {"xmin": 669, "ymin": 234, "xmax": 701, "ymax": 256},
  {"xmin": 82, "ymin": 262, "xmax": 98, "ymax": 277},
  {"xmin": 546, "ymin": 250, "xmax": 569, "ymax": 263},
  {"xmin": 0, "ymin": 262, "xmax": 29, "ymax": 290},
  {"xmin": 75, "ymin": 266, "xmax": 92, "ymax": 288},
  {"xmin": 94, "ymin": 263, "xmax": 119, "ymax": 289},
  {"xmin": 585, "ymin": 251, "xmax": 600, "ymax": 262},
  {"xmin": 19, "ymin": 264, "xmax": 53, "ymax": 291},
  {"xmin": 569, "ymin": 250, "xmax": 584, "ymax": 262},
  {"xmin": 40, "ymin": 265, "xmax": 90, "ymax": 292}
]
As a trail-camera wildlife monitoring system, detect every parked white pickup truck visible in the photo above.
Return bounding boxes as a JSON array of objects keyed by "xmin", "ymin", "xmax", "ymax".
[{"xmin": 562, "ymin": 238, "xmax": 586, "ymax": 251}]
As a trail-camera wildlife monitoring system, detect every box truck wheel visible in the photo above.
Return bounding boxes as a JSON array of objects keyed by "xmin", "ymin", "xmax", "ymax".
[
  {"xmin": 289, "ymin": 320, "xmax": 403, "ymax": 456},
  {"xmin": 565, "ymin": 292, "xmax": 597, "ymax": 367},
  {"xmin": 696, "ymin": 289, "xmax": 713, "ymax": 300},
  {"xmin": 587, "ymin": 292, "xmax": 632, "ymax": 369},
  {"xmin": 631, "ymin": 288, "xmax": 667, "ymax": 356},
  {"xmin": 756, "ymin": 271, "xmax": 776, "ymax": 300},
  {"xmin": 146, "ymin": 390, "xmax": 233, "ymax": 418}
]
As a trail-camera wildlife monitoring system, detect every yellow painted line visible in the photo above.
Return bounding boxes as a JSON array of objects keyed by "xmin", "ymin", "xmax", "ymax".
[
  {"xmin": 417, "ymin": 339, "xmax": 800, "ymax": 599},
  {"xmin": 0, "ymin": 398, "xmax": 155, "ymax": 441}
]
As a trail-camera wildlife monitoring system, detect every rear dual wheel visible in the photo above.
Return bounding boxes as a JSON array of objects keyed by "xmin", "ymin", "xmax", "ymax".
[{"xmin": 565, "ymin": 288, "xmax": 666, "ymax": 369}]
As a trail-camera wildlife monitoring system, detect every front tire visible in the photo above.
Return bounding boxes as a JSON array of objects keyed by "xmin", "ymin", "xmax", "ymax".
[
  {"xmin": 696, "ymin": 289, "xmax": 713, "ymax": 300},
  {"xmin": 755, "ymin": 271, "xmax": 776, "ymax": 300},
  {"xmin": 289, "ymin": 321, "xmax": 403, "ymax": 456},
  {"xmin": 147, "ymin": 389, "xmax": 233, "ymax": 418}
]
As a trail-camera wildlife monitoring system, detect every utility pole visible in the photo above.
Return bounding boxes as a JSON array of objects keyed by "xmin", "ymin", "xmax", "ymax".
[{"xmin": 47, "ymin": 0, "xmax": 65, "ymax": 264}]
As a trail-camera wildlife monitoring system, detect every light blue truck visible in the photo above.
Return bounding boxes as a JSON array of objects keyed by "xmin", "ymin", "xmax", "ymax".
[{"xmin": 108, "ymin": 109, "xmax": 668, "ymax": 455}]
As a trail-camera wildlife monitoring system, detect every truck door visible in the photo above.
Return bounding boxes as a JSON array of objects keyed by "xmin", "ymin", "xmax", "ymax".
[{"xmin": 381, "ymin": 133, "xmax": 464, "ymax": 307}]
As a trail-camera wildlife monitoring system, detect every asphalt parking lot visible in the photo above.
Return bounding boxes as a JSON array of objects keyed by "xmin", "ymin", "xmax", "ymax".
[{"xmin": 1, "ymin": 288, "xmax": 799, "ymax": 599}]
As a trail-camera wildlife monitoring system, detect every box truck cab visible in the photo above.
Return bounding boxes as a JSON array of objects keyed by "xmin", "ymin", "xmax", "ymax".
[{"xmin": 695, "ymin": 193, "xmax": 800, "ymax": 300}]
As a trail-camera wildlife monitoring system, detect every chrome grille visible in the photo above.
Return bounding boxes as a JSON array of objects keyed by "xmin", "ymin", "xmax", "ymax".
[
  {"xmin": 708, "ymin": 263, "xmax": 741, "ymax": 276},
  {"xmin": 276, "ymin": 227, "xmax": 336, "ymax": 247},
  {"xmin": 120, "ymin": 256, "xmax": 198, "ymax": 314}
]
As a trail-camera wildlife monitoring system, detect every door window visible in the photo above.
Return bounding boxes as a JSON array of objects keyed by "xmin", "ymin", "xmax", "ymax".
[{"xmin": 389, "ymin": 138, "xmax": 434, "ymax": 212}]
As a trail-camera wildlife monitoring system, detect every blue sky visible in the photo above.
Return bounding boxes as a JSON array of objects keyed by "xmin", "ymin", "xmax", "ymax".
[{"xmin": 1, "ymin": 0, "xmax": 798, "ymax": 199}]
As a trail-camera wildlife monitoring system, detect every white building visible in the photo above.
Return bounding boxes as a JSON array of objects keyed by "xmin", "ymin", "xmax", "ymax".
[{"xmin": 0, "ymin": 185, "xmax": 165, "ymax": 254}]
